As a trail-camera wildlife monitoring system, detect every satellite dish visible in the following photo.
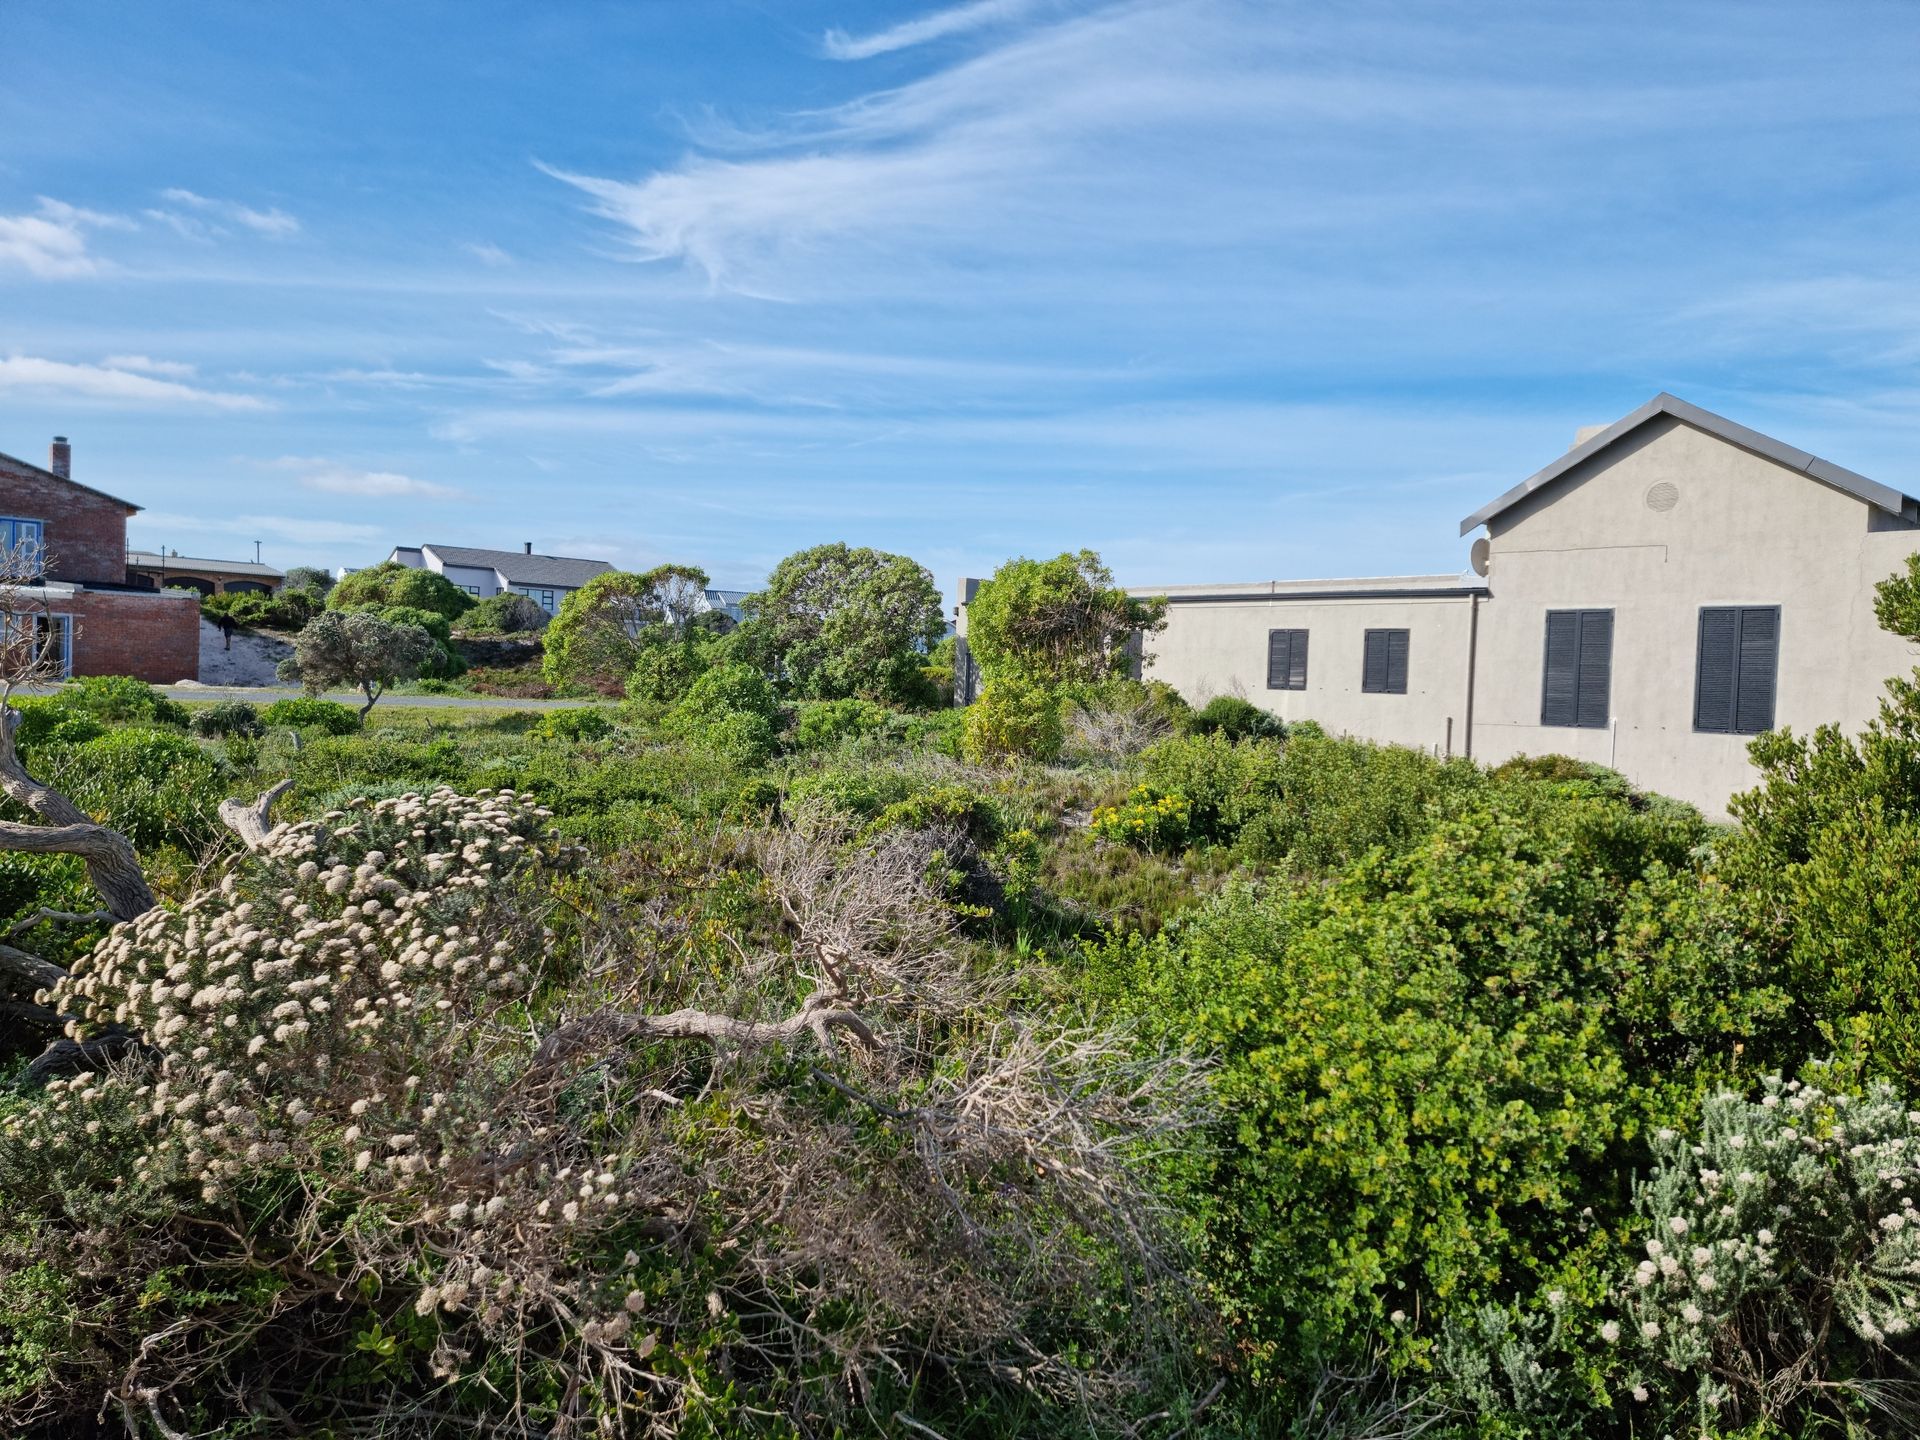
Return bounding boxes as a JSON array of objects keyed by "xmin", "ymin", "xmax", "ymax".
[{"xmin": 1469, "ymin": 537, "xmax": 1490, "ymax": 577}]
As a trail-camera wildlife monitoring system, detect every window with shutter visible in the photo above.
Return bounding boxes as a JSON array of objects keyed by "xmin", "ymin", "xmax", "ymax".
[
  {"xmin": 1362, "ymin": 629, "xmax": 1410, "ymax": 693},
  {"xmin": 1266, "ymin": 629, "xmax": 1308, "ymax": 690},
  {"xmin": 1694, "ymin": 606, "xmax": 1778, "ymax": 734},
  {"xmin": 1541, "ymin": 609, "xmax": 1612, "ymax": 728}
]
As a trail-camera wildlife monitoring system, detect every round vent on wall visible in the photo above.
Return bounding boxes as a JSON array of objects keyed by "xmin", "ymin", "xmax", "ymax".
[{"xmin": 1645, "ymin": 481, "xmax": 1680, "ymax": 513}]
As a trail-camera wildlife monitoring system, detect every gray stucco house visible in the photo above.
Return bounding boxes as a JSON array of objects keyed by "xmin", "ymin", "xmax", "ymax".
[
  {"xmin": 386, "ymin": 543, "xmax": 613, "ymax": 616},
  {"xmin": 958, "ymin": 394, "xmax": 1920, "ymax": 818}
]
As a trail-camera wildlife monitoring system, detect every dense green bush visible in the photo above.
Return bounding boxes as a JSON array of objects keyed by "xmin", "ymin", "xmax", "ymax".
[
  {"xmin": 667, "ymin": 662, "xmax": 780, "ymax": 763},
  {"xmin": 1237, "ymin": 731, "xmax": 1488, "ymax": 873},
  {"xmin": 737, "ymin": 543, "xmax": 944, "ymax": 705},
  {"xmin": 532, "ymin": 705, "xmax": 614, "ymax": 742},
  {"xmin": 1090, "ymin": 790, "xmax": 1746, "ymax": 1389},
  {"xmin": 53, "ymin": 675, "xmax": 189, "ymax": 729},
  {"xmin": 1139, "ymin": 730, "xmax": 1285, "ymax": 842},
  {"xmin": 963, "ymin": 678, "xmax": 1065, "ymax": 762},
  {"xmin": 790, "ymin": 697, "xmax": 893, "ymax": 751},
  {"xmin": 1191, "ymin": 693, "xmax": 1286, "ymax": 742},
  {"xmin": 188, "ymin": 699, "xmax": 264, "ymax": 738},
  {"xmin": 327, "ymin": 560, "xmax": 476, "ymax": 621},
  {"xmin": 1089, "ymin": 783, "xmax": 1192, "ymax": 851},
  {"xmin": 36, "ymin": 727, "xmax": 225, "ymax": 851},
  {"xmin": 543, "ymin": 566, "xmax": 709, "ymax": 696},
  {"xmin": 5, "ymin": 698, "xmax": 106, "ymax": 755},
  {"xmin": 259, "ymin": 696, "xmax": 362, "ymax": 734},
  {"xmin": 459, "ymin": 590, "xmax": 549, "ymax": 635}
]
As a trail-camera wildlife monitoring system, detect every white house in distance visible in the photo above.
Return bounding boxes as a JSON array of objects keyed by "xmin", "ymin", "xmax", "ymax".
[
  {"xmin": 957, "ymin": 393, "xmax": 1920, "ymax": 818},
  {"xmin": 386, "ymin": 543, "xmax": 613, "ymax": 616}
]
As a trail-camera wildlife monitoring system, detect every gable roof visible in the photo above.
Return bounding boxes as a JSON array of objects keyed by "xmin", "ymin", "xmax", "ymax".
[
  {"xmin": 420, "ymin": 543, "xmax": 612, "ymax": 589},
  {"xmin": 1459, "ymin": 392, "xmax": 1919, "ymax": 537},
  {"xmin": 0, "ymin": 448, "xmax": 142, "ymax": 513}
]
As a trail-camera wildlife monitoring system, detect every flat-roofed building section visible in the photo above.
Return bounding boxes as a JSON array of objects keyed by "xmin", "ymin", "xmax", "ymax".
[{"xmin": 1140, "ymin": 574, "xmax": 1486, "ymax": 756}]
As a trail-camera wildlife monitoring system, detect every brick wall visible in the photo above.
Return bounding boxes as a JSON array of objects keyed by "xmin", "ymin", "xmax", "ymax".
[
  {"xmin": 59, "ymin": 590, "xmax": 201, "ymax": 684},
  {"xmin": 0, "ymin": 455, "xmax": 135, "ymax": 585}
]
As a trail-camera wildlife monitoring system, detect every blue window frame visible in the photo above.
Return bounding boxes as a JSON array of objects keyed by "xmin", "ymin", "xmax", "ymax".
[{"xmin": 0, "ymin": 517, "xmax": 45, "ymax": 571}]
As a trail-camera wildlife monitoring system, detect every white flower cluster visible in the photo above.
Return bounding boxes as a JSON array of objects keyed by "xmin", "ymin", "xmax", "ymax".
[
  {"xmin": 4, "ymin": 789, "xmax": 556, "ymax": 1203},
  {"xmin": 1610, "ymin": 1070, "xmax": 1920, "ymax": 1410}
]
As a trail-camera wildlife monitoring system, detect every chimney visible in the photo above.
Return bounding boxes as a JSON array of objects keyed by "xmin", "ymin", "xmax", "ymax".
[
  {"xmin": 49, "ymin": 436, "xmax": 70, "ymax": 479},
  {"xmin": 524, "ymin": 541, "xmax": 532, "ymax": 554}
]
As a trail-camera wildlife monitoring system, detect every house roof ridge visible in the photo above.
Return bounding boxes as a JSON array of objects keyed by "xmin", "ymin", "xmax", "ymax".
[
  {"xmin": 1459, "ymin": 393, "xmax": 1916, "ymax": 536},
  {"xmin": 0, "ymin": 448, "xmax": 143, "ymax": 513}
]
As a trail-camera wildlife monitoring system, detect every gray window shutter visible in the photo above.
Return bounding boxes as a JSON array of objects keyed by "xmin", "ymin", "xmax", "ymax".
[
  {"xmin": 1693, "ymin": 609, "xmax": 1739, "ymax": 732},
  {"xmin": 1362, "ymin": 631, "xmax": 1387, "ymax": 692},
  {"xmin": 1575, "ymin": 611, "xmax": 1612, "ymax": 729},
  {"xmin": 1386, "ymin": 630, "xmax": 1409, "ymax": 694},
  {"xmin": 1541, "ymin": 612, "xmax": 1579, "ymax": 725},
  {"xmin": 1734, "ymin": 607, "xmax": 1778, "ymax": 733},
  {"xmin": 1269, "ymin": 630, "xmax": 1308, "ymax": 689}
]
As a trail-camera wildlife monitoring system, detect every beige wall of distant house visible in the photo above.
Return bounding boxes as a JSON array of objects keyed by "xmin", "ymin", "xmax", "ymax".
[
  {"xmin": 1469, "ymin": 415, "xmax": 1920, "ymax": 815},
  {"xmin": 1141, "ymin": 585, "xmax": 1481, "ymax": 755}
]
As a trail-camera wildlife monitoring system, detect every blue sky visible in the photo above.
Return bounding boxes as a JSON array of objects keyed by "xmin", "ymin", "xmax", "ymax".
[{"xmin": 2, "ymin": 0, "xmax": 1917, "ymax": 597}]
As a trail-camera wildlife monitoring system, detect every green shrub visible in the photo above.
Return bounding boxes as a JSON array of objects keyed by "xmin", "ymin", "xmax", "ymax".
[
  {"xmin": 37, "ymin": 727, "xmax": 225, "ymax": 851},
  {"xmin": 667, "ymin": 663, "xmax": 779, "ymax": 764},
  {"xmin": 189, "ymin": 700, "xmax": 264, "ymax": 739},
  {"xmin": 1088, "ymin": 783, "xmax": 1193, "ymax": 852},
  {"xmin": 962, "ymin": 679, "xmax": 1064, "ymax": 762},
  {"xmin": 54, "ymin": 675, "xmax": 188, "ymax": 729},
  {"xmin": 327, "ymin": 560, "xmax": 475, "ymax": 621},
  {"xmin": 4, "ymin": 698, "xmax": 106, "ymax": 755},
  {"xmin": 1089, "ymin": 798, "xmax": 1743, "ymax": 1385},
  {"xmin": 1233, "ymin": 732, "xmax": 1486, "ymax": 872},
  {"xmin": 293, "ymin": 733, "xmax": 469, "ymax": 792},
  {"xmin": 1138, "ymin": 731, "xmax": 1284, "ymax": 842},
  {"xmin": 1191, "ymin": 694, "xmax": 1286, "ymax": 742},
  {"xmin": 624, "ymin": 636, "xmax": 711, "ymax": 704},
  {"xmin": 868, "ymin": 782, "xmax": 1003, "ymax": 849},
  {"xmin": 791, "ymin": 698, "xmax": 893, "ymax": 752},
  {"xmin": 459, "ymin": 591, "xmax": 549, "ymax": 635},
  {"xmin": 532, "ymin": 706, "xmax": 614, "ymax": 743},
  {"xmin": 259, "ymin": 696, "xmax": 362, "ymax": 735}
]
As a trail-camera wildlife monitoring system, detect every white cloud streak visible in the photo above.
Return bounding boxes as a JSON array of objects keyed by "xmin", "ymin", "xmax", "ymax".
[
  {"xmin": 138, "ymin": 510, "xmax": 384, "ymax": 547},
  {"xmin": 150, "ymin": 189, "xmax": 299, "ymax": 240},
  {"xmin": 0, "ymin": 355, "xmax": 268, "ymax": 411},
  {"xmin": 270, "ymin": 456, "xmax": 467, "ymax": 501},
  {"xmin": 823, "ymin": 0, "xmax": 1048, "ymax": 60},
  {"xmin": 0, "ymin": 197, "xmax": 130, "ymax": 278},
  {"xmin": 102, "ymin": 354, "xmax": 198, "ymax": 378}
]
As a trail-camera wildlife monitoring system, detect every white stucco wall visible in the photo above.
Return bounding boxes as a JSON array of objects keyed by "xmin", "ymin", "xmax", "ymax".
[
  {"xmin": 1469, "ymin": 415, "xmax": 1920, "ymax": 817},
  {"xmin": 1140, "ymin": 580, "xmax": 1482, "ymax": 755}
]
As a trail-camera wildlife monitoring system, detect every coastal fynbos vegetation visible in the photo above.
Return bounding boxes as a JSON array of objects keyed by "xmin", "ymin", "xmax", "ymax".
[{"xmin": 4, "ymin": 546, "xmax": 1920, "ymax": 1437}]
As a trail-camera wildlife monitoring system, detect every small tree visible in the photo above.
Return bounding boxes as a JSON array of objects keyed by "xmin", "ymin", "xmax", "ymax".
[
  {"xmin": 741, "ymin": 543, "xmax": 944, "ymax": 705},
  {"xmin": 278, "ymin": 610, "xmax": 435, "ymax": 717},
  {"xmin": 543, "ymin": 565, "xmax": 709, "ymax": 695},
  {"xmin": 280, "ymin": 564, "xmax": 335, "ymax": 597},
  {"xmin": 966, "ymin": 549, "xmax": 1166, "ymax": 688}
]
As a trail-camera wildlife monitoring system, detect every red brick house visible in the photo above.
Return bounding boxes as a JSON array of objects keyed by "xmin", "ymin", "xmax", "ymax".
[{"xmin": 0, "ymin": 437, "xmax": 200, "ymax": 683}]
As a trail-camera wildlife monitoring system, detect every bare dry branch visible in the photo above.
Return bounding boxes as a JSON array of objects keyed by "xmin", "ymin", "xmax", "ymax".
[{"xmin": 217, "ymin": 779, "xmax": 296, "ymax": 851}]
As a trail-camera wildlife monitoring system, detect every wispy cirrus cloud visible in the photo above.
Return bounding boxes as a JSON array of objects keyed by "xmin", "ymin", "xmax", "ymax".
[
  {"xmin": 101, "ymin": 354, "xmax": 197, "ymax": 378},
  {"xmin": 137, "ymin": 509, "xmax": 384, "ymax": 547},
  {"xmin": 0, "ymin": 354, "xmax": 268, "ymax": 411},
  {"xmin": 462, "ymin": 240, "xmax": 512, "ymax": 266},
  {"xmin": 0, "ymin": 197, "xmax": 131, "ymax": 278},
  {"xmin": 823, "ymin": 0, "xmax": 1050, "ymax": 60},
  {"xmin": 270, "ymin": 456, "xmax": 467, "ymax": 501},
  {"xmin": 147, "ymin": 187, "xmax": 299, "ymax": 240}
]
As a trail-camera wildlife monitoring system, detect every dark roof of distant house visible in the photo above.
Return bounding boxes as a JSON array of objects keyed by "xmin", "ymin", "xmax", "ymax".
[
  {"xmin": 126, "ymin": 550, "xmax": 284, "ymax": 579},
  {"xmin": 1460, "ymin": 392, "xmax": 1920, "ymax": 536},
  {"xmin": 420, "ymin": 544, "xmax": 613, "ymax": 588},
  {"xmin": 0, "ymin": 448, "xmax": 142, "ymax": 513}
]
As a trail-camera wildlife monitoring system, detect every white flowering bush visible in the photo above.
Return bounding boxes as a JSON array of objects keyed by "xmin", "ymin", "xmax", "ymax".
[
  {"xmin": 1608, "ymin": 1069, "xmax": 1920, "ymax": 1431},
  {"xmin": 0, "ymin": 787, "xmax": 1204, "ymax": 1438}
]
